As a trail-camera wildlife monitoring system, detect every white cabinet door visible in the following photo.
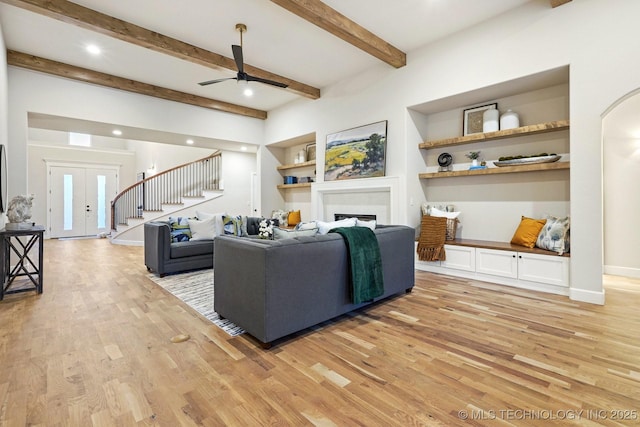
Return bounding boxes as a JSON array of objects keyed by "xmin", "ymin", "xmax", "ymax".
[
  {"xmin": 476, "ymin": 248, "xmax": 518, "ymax": 279},
  {"xmin": 442, "ymin": 245, "xmax": 475, "ymax": 272},
  {"xmin": 518, "ymin": 252, "xmax": 570, "ymax": 287}
]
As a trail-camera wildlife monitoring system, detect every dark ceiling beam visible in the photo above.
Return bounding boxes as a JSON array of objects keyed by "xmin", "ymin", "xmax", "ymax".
[
  {"xmin": 0, "ymin": 0, "xmax": 320, "ymax": 99},
  {"xmin": 271, "ymin": 0, "xmax": 406, "ymax": 69},
  {"xmin": 7, "ymin": 50, "xmax": 268, "ymax": 120},
  {"xmin": 550, "ymin": 0, "xmax": 572, "ymax": 7}
]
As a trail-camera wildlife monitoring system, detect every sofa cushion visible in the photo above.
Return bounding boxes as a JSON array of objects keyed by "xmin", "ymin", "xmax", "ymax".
[{"xmin": 170, "ymin": 240, "xmax": 213, "ymax": 258}]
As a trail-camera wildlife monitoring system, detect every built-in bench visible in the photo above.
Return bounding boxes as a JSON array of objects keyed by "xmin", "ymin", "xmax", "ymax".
[
  {"xmin": 415, "ymin": 238, "xmax": 570, "ymax": 295},
  {"xmin": 445, "ymin": 238, "xmax": 570, "ymax": 257}
]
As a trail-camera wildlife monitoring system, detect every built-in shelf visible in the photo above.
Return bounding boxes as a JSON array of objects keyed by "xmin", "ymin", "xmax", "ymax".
[
  {"xmin": 419, "ymin": 161, "xmax": 570, "ymax": 179},
  {"xmin": 277, "ymin": 182, "xmax": 313, "ymax": 190},
  {"xmin": 276, "ymin": 160, "xmax": 316, "ymax": 171},
  {"xmin": 418, "ymin": 120, "xmax": 569, "ymax": 149}
]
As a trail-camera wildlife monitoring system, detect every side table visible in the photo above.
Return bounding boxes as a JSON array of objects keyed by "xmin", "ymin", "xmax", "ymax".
[{"xmin": 0, "ymin": 225, "xmax": 45, "ymax": 300}]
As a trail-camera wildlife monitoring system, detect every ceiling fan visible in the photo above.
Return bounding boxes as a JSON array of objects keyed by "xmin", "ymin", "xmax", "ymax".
[{"xmin": 198, "ymin": 23, "xmax": 288, "ymax": 89}]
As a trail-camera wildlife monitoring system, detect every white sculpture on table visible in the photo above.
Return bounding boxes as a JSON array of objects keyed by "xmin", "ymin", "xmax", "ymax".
[{"xmin": 5, "ymin": 194, "xmax": 34, "ymax": 230}]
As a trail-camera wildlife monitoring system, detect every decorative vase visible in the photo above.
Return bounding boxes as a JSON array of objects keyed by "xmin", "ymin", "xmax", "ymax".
[
  {"xmin": 471, "ymin": 159, "xmax": 479, "ymax": 167},
  {"xmin": 500, "ymin": 109, "xmax": 520, "ymax": 129},
  {"xmin": 482, "ymin": 106, "xmax": 499, "ymax": 132}
]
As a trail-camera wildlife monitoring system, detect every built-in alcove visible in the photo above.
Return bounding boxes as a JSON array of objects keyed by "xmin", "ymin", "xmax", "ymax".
[{"xmin": 408, "ymin": 66, "xmax": 570, "ymax": 242}]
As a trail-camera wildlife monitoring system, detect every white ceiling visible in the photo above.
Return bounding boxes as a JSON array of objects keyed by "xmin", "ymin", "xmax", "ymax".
[{"xmin": 0, "ymin": 0, "xmax": 533, "ymax": 147}]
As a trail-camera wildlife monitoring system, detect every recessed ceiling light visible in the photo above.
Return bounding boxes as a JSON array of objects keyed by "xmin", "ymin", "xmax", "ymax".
[
  {"xmin": 86, "ymin": 44, "xmax": 101, "ymax": 55},
  {"xmin": 112, "ymin": 129, "xmax": 122, "ymax": 136},
  {"xmin": 243, "ymin": 87, "xmax": 253, "ymax": 97},
  {"xmin": 241, "ymin": 146, "xmax": 247, "ymax": 151},
  {"xmin": 186, "ymin": 139, "xmax": 194, "ymax": 145}
]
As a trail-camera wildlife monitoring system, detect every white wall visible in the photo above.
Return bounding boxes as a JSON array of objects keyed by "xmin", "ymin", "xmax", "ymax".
[
  {"xmin": 265, "ymin": 0, "xmax": 640, "ymax": 304},
  {"xmin": 7, "ymin": 66, "xmax": 264, "ymax": 202},
  {"xmin": 0, "ymin": 23, "xmax": 7, "ymax": 228}
]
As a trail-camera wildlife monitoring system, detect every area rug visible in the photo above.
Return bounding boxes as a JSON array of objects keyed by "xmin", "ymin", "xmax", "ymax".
[{"xmin": 147, "ymin": 269, "xmax": 245, "ymax": 336}]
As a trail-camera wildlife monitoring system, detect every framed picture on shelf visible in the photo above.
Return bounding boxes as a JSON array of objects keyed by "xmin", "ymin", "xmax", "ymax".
[
  {"xmin": 306, "ymin": 143, "xmax": 316, "ymax": 161},
  {"xmin": 324, "ymin": 120, "xmax": 387, "ymax": 181},
  {"xmin": 462, "ymin": 103, "xmax": 498, "ymax": 136}
]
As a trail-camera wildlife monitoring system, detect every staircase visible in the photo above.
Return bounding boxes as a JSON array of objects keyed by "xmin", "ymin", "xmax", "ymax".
[{"xmin": 110, "ymin": 152, "xmax": 222, "ymax": 243}]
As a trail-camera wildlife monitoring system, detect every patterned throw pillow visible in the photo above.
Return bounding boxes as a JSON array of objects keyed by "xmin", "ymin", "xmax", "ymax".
[
  {"xmin": 271, "ymin": 209, "xmax": 289, "ymax": 227},
  {"xmin": 222, "ymin": 214, "xmax": 243, "ymax": 236},
  {"xmin": 168, "ymin": 216, "xmax": 192, "ymax": 242},
  {"xmin": 536, "ymin": 215, "xmax": 570, "ymax": 255},
  {"xmin": 258, "ymin": 218, "xmax": 277, "ymax": 239}
]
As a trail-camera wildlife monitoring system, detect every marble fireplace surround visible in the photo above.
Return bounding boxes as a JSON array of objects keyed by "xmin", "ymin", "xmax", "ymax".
[{"xmin": 311, "ymin": 176, "xmax": 399, "ymax": 225}]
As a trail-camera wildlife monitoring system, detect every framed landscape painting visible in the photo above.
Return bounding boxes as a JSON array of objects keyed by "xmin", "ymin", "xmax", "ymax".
[{"xmin": 324, "ymin": 120, "xmax": 387, "ymax": 181}]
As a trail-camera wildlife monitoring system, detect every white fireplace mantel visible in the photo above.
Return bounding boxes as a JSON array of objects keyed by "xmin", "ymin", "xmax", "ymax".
[{"xmin": 311, "ymin": 176, "xmax": 399, "ymax": 224}]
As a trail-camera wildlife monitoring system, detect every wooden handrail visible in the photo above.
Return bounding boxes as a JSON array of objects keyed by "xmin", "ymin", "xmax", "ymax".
[{"xmin": 111, "ymin": 152, "xmax": 222, "ymax": 230}]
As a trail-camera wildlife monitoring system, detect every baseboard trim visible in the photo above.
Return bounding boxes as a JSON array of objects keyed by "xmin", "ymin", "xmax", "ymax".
[
  {"xmin": 110, "ymin": 239, "xmax": 143, "ymax": 246},
  {"xmin": 570, "ymin": 287, "xmax": 605, "ymax": 305},
  {"xmin": 603, "ymin": 265, "xmax": 640, "ymax": 279}
]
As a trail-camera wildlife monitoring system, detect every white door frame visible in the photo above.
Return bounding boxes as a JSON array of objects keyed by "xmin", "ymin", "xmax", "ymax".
[{"xmin": 45, "ymin": 160, "xmax": 120, "ymax": 238}]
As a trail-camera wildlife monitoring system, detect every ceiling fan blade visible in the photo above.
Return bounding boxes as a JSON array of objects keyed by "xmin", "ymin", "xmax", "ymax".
[
  {"xmin": 246, "ymin": 74, "xmax": 288, "ymax": 88},
  {"xmin": 198, "ymin": 77, "xmax": 238, "ymax": 86},
  {"xmin": 232, "ymin": 44, "xmax": 244, "ymax": 74}
]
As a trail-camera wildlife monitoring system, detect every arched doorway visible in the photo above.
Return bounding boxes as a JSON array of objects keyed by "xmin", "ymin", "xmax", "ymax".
[{"xmin": 602, "ymin": 90, "xmax": 640, "ymax": 279}]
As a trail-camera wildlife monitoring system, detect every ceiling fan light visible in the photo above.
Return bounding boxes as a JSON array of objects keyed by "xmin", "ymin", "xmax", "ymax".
[{"xmin": 243, "ymin": 87, "xmax": 254, "ymax": 97}]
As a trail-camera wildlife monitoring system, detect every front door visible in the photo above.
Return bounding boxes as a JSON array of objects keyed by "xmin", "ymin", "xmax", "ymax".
[{"xmin": 49, "ymin": 166, "xmax": 118, "ymax": 238}]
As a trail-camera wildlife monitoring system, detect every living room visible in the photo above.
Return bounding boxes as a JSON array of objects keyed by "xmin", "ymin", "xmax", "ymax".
[{"xmin": 1, "ymin": 0, "xmax": 640, "ymax": 424}]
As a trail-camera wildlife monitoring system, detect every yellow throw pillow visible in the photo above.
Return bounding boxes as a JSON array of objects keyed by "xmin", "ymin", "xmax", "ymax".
[
  {"xmin": 287, "ymin": 210, "xmax": 301, "ymax": 226},
  {"xmin": 510, "ymin": 216, "xmax": 547, "ymax": 248}
]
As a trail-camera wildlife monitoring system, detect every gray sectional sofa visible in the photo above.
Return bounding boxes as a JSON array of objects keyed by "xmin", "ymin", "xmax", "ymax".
[
  {"xmin": 144, "ymin": 216, "xmax": 276, "ymax": 277},
  {"xmin": 213, "ymin": 225, "xmax": 415, "ymax": 347}
]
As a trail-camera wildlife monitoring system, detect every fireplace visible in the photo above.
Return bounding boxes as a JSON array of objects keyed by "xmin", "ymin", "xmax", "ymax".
[
  {"xmin": 334, "ymin": 213, "xmax": 377, "ymax": 221},
  {"xmin": 312, "ymin": 176, "xmax": 399, "ymax": 225}
]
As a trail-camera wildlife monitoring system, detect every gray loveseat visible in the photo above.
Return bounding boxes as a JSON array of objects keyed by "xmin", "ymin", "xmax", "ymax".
[{"xmin": 213, "ymin": 225, "xmax": 415, "ymax": 347}]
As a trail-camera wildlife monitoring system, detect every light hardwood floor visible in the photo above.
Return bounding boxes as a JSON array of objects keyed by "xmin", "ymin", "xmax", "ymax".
[{"xmin": 1, "ymin": 238, "xmax": 639, "ymax": 426}]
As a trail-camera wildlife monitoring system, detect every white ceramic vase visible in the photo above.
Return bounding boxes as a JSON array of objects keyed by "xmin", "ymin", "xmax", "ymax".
[
  {"xmin": 482, "ymin": 106, "xmax": 499, "ymax": 132},
  {"xmin": 500, "ymin": 109, "xmax": 520, "ymax": 129}
]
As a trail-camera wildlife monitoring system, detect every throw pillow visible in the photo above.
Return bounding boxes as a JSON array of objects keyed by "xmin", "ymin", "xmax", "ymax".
[
  {"xmin": 536, "ymin": 215, "xmax": 570, "ymax": 255},
  {"xmin": 287, "ymin": 210, "xmax": 301, "ymax": 227},
  {"xmin": 356, "ymin": 219, "xmax": 376, "ymax": 230},
  {"xmin": 510, "ymin": 216, "xmax": 547, "ymax": 248},
  {"xmin": 187, "ymin": 217, "xmax": 217, "ymax": 240},
  {"xmin": 258, "ymin": 218, "xmax": 277, "ymax": 239},
  {"xmin": 196, "ymin": 211, "xmax": 225, "ymax": 236},
  {"xmin": 168, "ymin": 216, "xmax": 192, "ymax": 242},
  {"xmin": 271, "ymin": 209, "xmax": 289, "ymax": 227},
  {"xmin": 273, "ymin": 227, "xmax": 318, "ymax": 240},
  {"xmin": 316, "ymin": 217, "xmax": 357, "ymax": 235},
  {"xmin": 222, "ymin": 214, "xmax": 243, "ymax": 236},
  {"xmin": 295, "ymin": 221, "xmax": 317, "ymax": 231}
]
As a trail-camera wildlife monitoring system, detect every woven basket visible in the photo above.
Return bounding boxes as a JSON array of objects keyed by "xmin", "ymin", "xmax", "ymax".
[{"xmin": 445, "ymin": 218, "xmax": 458, "ymax": 241}]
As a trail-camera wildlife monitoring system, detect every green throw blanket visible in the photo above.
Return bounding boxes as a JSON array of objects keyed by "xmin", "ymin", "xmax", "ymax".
[{"xmin": 330, "ymin": 226, "xmax": 384, "ymax": 304}]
